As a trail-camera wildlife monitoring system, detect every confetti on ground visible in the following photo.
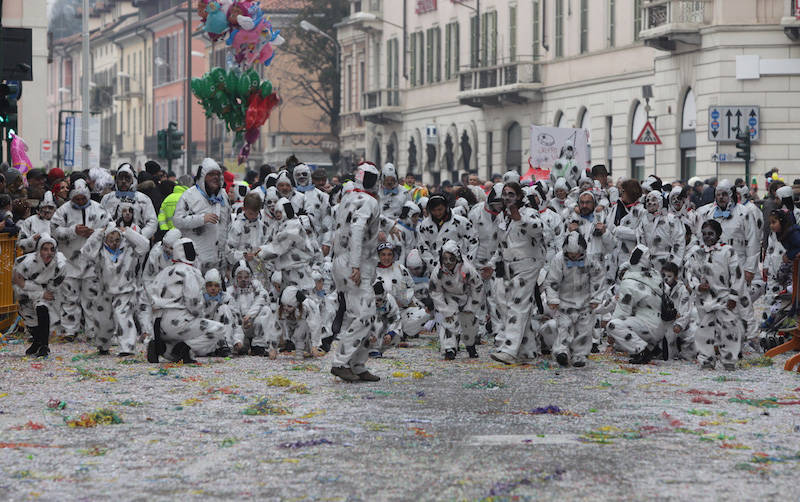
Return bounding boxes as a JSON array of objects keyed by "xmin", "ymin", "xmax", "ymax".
[
  {"xmin": 463, "ymin": 379, "xmax": 506, "ymax": 389},
  {"xmin": 242, "ymin": 398, "xmax": 291, "ymax": 416},
  {"xmin": 278, "ymin": 438, "xmax": 333, "ymax": 449},
  {"xmin": 65, "ymin": 409, "xmax": 123, "ymax": 428}
]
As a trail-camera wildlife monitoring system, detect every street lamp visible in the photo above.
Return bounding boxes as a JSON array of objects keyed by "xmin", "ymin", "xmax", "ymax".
[{"xmin": 348, "ymin": 11, "xmax": 404, "ymax": 30}]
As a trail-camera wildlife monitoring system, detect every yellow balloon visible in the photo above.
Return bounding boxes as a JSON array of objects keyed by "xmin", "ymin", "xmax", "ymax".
[{"xmin": 772, "ymin": 172, "xmax": 779, "ymax": 180}]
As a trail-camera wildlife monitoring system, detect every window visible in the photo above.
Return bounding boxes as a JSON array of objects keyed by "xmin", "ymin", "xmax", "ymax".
[
  {"xmin": 634, "ymin": 0, "xmax": 643, "ymax": 41},
  {"xmin": 581, "ymin": 108, "xmax": 592, "ymax": 161},
  {"xmin": 481, "ymin": 11, "xmax": 497, "ymax": 66},
  {"xmin": 682, "ymin": 88, "xmax": 697, "ymax": 130},
  {"xmin": 470, "ymin": 15, "xmax": 479, "ymax": 67},
  {"xmin": 555, "ymin": 0, "xmax": 564, "ymax": 57},
  {"xmin": 580, "ymin": 0, "xmax": 588, "ymax": 53},
  {"xmin": 506, "ymin": 122, "xmax": 522, "ymax": 169},
  {"xmin": 409, "ymin": 33, "xmax": 417, "ymax": 86},
  {"xmin": 509, "ymin": 5, "xmax": 517, "ymax": 62},
  {"xmin": 387, "ymin": 38, "xmax": 399, "ymax": 90},
  {"xmin": 608, "ymin": 0, "xmax": 616, "ymax": 47},
  {"xmin": 533, "ymin": 0, "xmax": 540, "ymax": 60},
  {"xmin": 445, "ymin": 22, "xmax": 459, "ymax": 80},
  {"xmin": 630, "ymin": 101, "xmax": 645, "ymax": 178},
  {"xmin": 426, "ymin": 27, "xmax": 438, "ymax": 84},
  {"xmin": 347, "ymin": 63, "xmax": 352, "ymax": 110},
  {"xmin": 435, "ymin": 27, "xmax": 441, "ymax": 82}
]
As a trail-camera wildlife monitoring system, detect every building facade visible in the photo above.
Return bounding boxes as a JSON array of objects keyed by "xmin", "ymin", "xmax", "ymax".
[{"xmin": 337, "ymin": 0, "xmax": 800, "ymax": 186}]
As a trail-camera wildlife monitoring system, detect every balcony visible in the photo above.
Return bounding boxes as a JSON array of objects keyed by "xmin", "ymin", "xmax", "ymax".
[
  {"xmin": 639, "ymin": 0, "xmax": 711, "ymax": 50},
  {"xmin": 457, "ymin": 60, "xmax": 541, "ymax": 108},
  {"xmin": 781, "ymin": 0, "xmax": 800, "ymax": 41},
  {"xmin": 360, "ymin": 89, "xmax": 402, "ymax": 124}
]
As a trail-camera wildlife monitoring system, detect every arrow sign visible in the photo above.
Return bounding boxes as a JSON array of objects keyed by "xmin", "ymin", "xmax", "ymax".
[
  {"xmin": 634, "ymin": 120, "xmax": 661, "ymax": 145},
  {"xmin": 708, "ymin": 106, "xmax": 759, "ymax": 142}
]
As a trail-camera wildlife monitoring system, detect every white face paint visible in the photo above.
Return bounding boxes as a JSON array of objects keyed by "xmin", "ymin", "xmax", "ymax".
[
  {"xmin": 295, "ymin": 170, "xmax": 309, "ymax": 185},
  {"xmin": 502, "ymin": 187, "xmax": 518, "ymax": 209},
  {"xmin": 646, "ymin": 196, "xmax": 661, "ymax": 214}
]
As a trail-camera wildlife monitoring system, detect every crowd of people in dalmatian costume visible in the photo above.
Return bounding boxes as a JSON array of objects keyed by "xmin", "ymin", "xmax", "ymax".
[{"xmin": 10, "ymin": 155, "xmax": 796, "ymax": 380}]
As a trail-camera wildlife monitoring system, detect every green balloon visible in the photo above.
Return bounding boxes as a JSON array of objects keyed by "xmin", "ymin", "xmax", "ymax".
[
  {"xmin": 247, "ymin": 70, "xmax": 260, "ymax": 91},
  {"xmin": 190, "ymin": 78, "xmax": 209, "ymax": 99},
  {"xmin": 259, "ymin": 80, "xmax": 273, "ymax": 98},
  {"xmin": 237, "ymin": 74, "xmax": 252, "ymax": 98},
  {"xmin": 225, "ymin": 70, "xmax": 240, "ymax": 96}
]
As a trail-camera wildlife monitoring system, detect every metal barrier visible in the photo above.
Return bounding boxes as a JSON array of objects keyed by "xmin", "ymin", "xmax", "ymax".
[{"xmin": 0, "ymin": 234, "xmax": 19, "ymax": 326}]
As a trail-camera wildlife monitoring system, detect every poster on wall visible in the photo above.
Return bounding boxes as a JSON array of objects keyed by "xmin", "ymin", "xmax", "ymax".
[{"xmin": 526, "ymin": 125, "xmax": 590, "ymax": 182}]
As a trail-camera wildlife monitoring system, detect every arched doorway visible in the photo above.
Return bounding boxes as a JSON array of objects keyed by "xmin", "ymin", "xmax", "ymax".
[{"xmin": 506, "ymin": 122, "xmax": 522, "ymax": 170}]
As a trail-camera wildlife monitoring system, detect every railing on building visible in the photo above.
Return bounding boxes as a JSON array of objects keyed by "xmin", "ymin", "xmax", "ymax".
[
  {"xmin": 458, "ymin": 60, "xmax": 539, "ymax": 93},
  {"xmin": 643, "ymin": 0, "xmax": 709, "ymax": 30},
  {"xmin": 362, "ymin": 89, "xmax": 400, "ymax": 110}
]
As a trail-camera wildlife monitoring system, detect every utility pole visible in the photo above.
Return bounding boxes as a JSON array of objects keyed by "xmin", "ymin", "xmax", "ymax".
[
  {"xmin": 185, "ymin": 1, "xmax": 192, "ymax": 174},
  {"xmin": 81, "ymin": 0, "xmax": 90, "ymax": 171}
]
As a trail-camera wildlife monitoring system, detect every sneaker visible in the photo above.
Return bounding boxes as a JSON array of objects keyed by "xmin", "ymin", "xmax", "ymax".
[
  {"xmin": 320, "ymin": 335, "xmax": 335, "ymax": 353},
  {"xmin": 590, "ymin": 343, "xmax": 600, "ymax": 354},
  {"xmin": 701, "ymin": 359, "xmax": 716, "ymax": 370},
  {"xmin": 97, "ymin": 349, "xmax": 111, "ymax": 356},
  {"xmin": 214, "ymin": 346, "xmax": 232, "ymax": 357},
  {"xmin": 280, "ymin": 340, "xmax": 296, "ymax": 353},
  {"xmin": 25, "ymin": 342, "xmax": 41, "ymax": 356},
  {"xmin": 723, "ymin": 363, "xmax": 737, "ymax": 371},
  {"xmin": 629, "ymin": 348, "xmax": 652, "ymax": 365},
  {"xmin": 466, "ymin": 345, "xmax": 479, "ymax": 358},
  {"xmin": 117, "ymin": 352, "xmax": 134, "ymax": 357},
  {"xmin": 35, "ymin": 346, "xmax": 50, "ymax": 358},
  {"xmin": 368, "ymin": 351, "xmax": 383, "ymax": 358},
  {"xmin": 444, "ymin": 349, "xmax": 456, "ymax": 360},
  {"xmin": 490, "ymin": 351, "xmax": 517, "ymax": 365},
  {"xmin": 356, "ymin": 370, "xmax": 381, "ymax": 382},
  {"xmin": 572, "ymin": 360, "xmax": 586, "ymax": 368},
  {"xmin": 250, "ymin": 346, "xmax": 266, "ymax": 357},
  {"xmin": 555, "ymin": 353, "xmax": 569, "ymax": 367},
  {"xmin": 330, "ymin": 366, "xmax": 359, "ymax": 382},
  {"xmin": 63, "ymin": 334, "xmax": 76, "ymax": 342},
  {"xmin": 303, "ymin": 351, "xmax": 314, "ymax": 359}
]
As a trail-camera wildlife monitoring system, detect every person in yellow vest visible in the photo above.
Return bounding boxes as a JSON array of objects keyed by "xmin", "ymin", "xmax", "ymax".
[{"xmin": 158, "ymin": 175, "xmax": 193, "ymax": 232}]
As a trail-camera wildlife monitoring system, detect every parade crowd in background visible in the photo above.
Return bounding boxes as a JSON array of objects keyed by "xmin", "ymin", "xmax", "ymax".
[{"xmin": 3, "ymin": 155, "xmax": 800, "ymax": 382}]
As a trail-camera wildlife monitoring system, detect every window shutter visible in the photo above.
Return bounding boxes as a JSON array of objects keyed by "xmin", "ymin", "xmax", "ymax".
[
  {"xmin": 470, "ymin": 15, "xmax": 478, "ymax": 67},
  {"xmin": 445, "ymin": 25, "xmax": 451, "ymax": 80},
  {"xmin": 436, "ymin": 27, "xmax": 441, "ymax": 82},
  {"xmin": 509, "ymin": 6, "xmax": 517, "ymax": 62}
]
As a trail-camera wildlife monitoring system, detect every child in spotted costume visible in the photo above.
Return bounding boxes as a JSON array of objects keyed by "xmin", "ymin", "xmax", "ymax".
[
  {"xmin": 640, "ymin": 190, "xmax": 685, "ymax": 268},
  {"xmin": 12, "ymin": 234, "xmax": 67, "ymax": 358},
  {"xmin": 545, "ymin": 231, "xmax": 604, "ymax": 367},
  {"xmin": 230, "ymin": 261, "xmax": 283, "ymax": 357},
  {"xmin": 380, "ymin": 163, "xmax": 410, "ymax": 219},
  {"xmin": 387, "ymin": 201, "xmax": 421, "ymax": 264},
  {"xmin": 17, "ymin": 191, "xmax": 57, "ymax": 254},
  {"xmin": 230, "ymin": 181, "xmax": 251, "ymax": 216},
  {"xmin": 143, "ymin": 229, "xmax": 182, "ymax": 283},
  {"xmin": 275, "ymin": 170, "xmax": 305, "ymax": 214},
  {"xmin": 368, "ymin": 279, "xmax": 403, "ymax": 358},
  {"xmin": 606, "ymin": 245, "xmax": 665, "ymax": 365},
  {"xmin": 147, "ymin": 238, "xmax": 230, "ymax": 363},
  {"xmin": 50, "ymin": 179, "xmax": 110, "ymax": 342},
  {"xmin": 685, "ymin": 220, "xmax": 747, "ymax": 370},
  {"xmin": 294, "ymin": 163, "xmax": 333, "ymax": 249},
  {"xmin": 490, "ymin": 182, "xmax": 547, "ymax": 364},
  {"xmin": 201, "ymin": 269, "xmax": 239, "ymax": 357},
  {"xmin": 549, "ymin": 178, "xmax": 571, "ymax": 219},
  {"xmin": 667, "ymin": 186, "xmax": 702, "ymax": 241},
  {"xmin": 695, "ymin": 179, "xmax": 760, "ymax": 344},
  {"xmin": 660, "ymin": 262, "xmax": 697, "ymax": 361},
  {"xmin": 278, "ymin": 285, "xmax": 326, "ymax": 359},
  {"xmin": 375, "ymin": 242, "xmax": 428, "ymax": 338},
  {"xmin": 429, "ymin": 239, "xmax": 485, "ymax": 360},
  {"xmin": 227, "ymin": 192, "xmax": 269, "ymax": 271},
  {"xmin": 80, "ymin": 221, "xmax": 150, "ymax": 356},
  {"xmin": 417, "ymin": 194, "xmax": 478, "ymax": 272},
  {"xmin": 526, "ymin": 182, "xmax": 565, "ymax": 263}
]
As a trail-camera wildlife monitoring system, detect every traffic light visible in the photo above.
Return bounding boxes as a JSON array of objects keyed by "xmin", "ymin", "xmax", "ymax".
[
  {"xmin": 735, "ymin": 129, "xmax": 751, "ymax": 161},
  {"xmin": 157, "ymin": 129, "xmax": 167, "ymax": 158},
  {"xmin": 0, "ymin": 81, "xmax": 20, "ymax": 137},
  {"xmin": 167, "ymin": 121, "xmax": 183, "ymax": 160}
]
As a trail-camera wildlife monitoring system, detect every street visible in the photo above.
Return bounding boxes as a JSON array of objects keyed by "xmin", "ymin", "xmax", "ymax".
[{"xmin": 0, "ymin": 336, "xmax": 798, "ymax": 500}]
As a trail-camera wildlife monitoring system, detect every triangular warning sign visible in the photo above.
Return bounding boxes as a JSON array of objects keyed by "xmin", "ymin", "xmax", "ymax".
[{"xmin": 635, "ymin": 120, "xmax": 662, "ymax": 145}]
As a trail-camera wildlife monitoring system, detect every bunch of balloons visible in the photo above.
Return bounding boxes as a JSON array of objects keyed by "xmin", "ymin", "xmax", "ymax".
[
  {"xmin": 197, "ymin": 0, "xmax": 284, "ymax": 69},
  {"xmin": 191, "ymin": 67, "xmax": 279, "ymax": 164}
]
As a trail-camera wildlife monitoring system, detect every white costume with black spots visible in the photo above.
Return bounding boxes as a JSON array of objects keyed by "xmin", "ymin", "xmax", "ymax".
[
  {"xmin": 492, "ymin": 204, "xmax": 546, "ymax": 360},
  {"xmin": 17, "ymin": 192, "xmax": 57, "ymax": 254},
  {"xmin": 605, "ymin": 200, "xmax": 646, "ymax": 282},
  {"xmin": 201, "ymin": 269, "xmax": 242, "ymax": 350},
  {"xmin": 380, "ymin": 163, "xmax": 410, "ymax": 219},
  {"xmin": 149, "ymin": 238, "xmax": 230, "ymax": 359},
  {"xmin": 226, "ymin": 210, "xmax": 269, "ymax": 269},
  {"xmin": 80, "ymin": 222, "xmax": 150, "ymax": 353},
  {"xmin": 50, "ymin": 180, "xmax": 110, "ymax": 340},
  {"xmin": 429, "ymin": 240, "xmax": 485, "ymax": 354},
  {"xmin": 641, "ymin": 190, "xmax": 686, "ymax": 268},
  {"xmin": 172, "ymin": 158, "xmax": 232, "ymax": 272},
  {"xmin": 143, "ymin": 229, "xmax": 182, "ymax": 283},
  {"xmin": 606, "ymin": 246, "xmax": 665, "ymax": 356},
  {"xmin": 417, "ymin": 200, "xmax": 478, "ymax": 272},
  {"xmin": 294, "ymin": 164, "xmax": 333, "ymax": 246},
  {"xmin": 330, "ymin": 165, "xmax": 382, "ymax": 375},
  {"xmin": 100, "ymin": 163, "xmax": 158, "ymax": 240},
  {"xmin": 13, "ymin": 235, "xmax": 66, "ymax": 342},
  {"xmin": 685, "ymin": 239, "xmax": 746, "ymax": 367},
  {"xmin": 544, "ymin": 233, "xmax": 604, "ymax": 365}
]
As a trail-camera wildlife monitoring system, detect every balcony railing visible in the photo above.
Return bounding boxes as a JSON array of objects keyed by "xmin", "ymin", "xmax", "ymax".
[
  {"xmin": 362, "ymin": 89, "xmax": 400, "ymax": 110},
  {"xmin": 639, "ymin": 0, "xmax": 711, "ymax": 49},
  {"xmin": 458, "ymin": 61, "xmax": 539, "ymax": 93}
]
